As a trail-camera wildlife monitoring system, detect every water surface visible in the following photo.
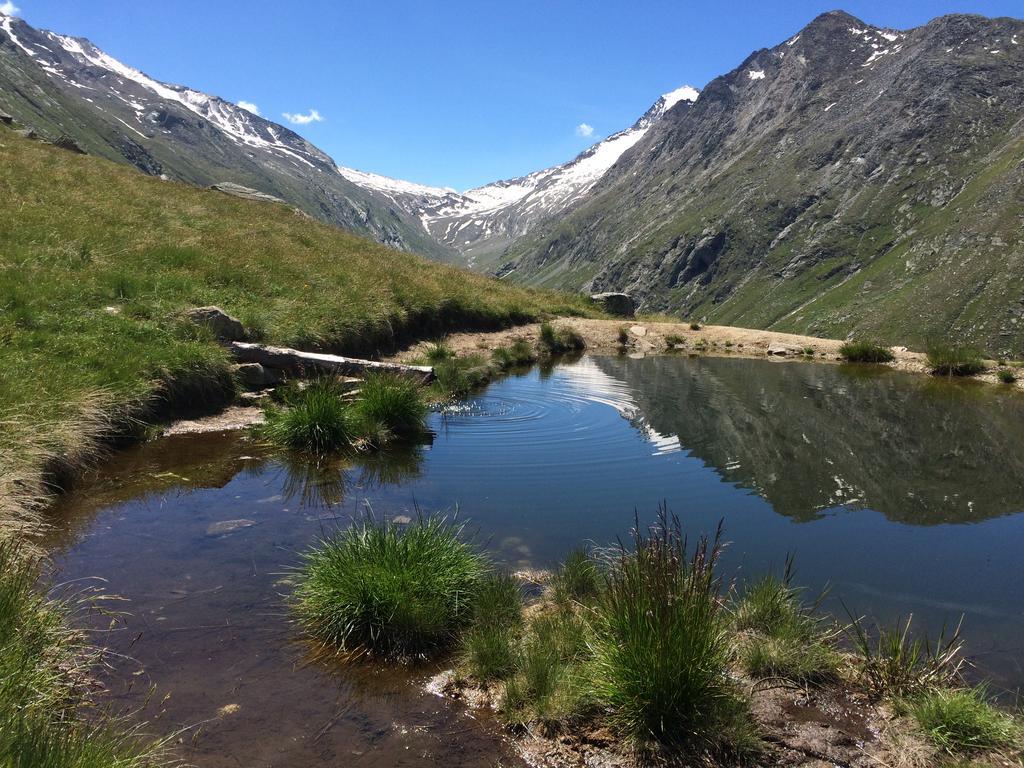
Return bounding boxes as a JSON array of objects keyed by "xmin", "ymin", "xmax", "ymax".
[{"xmin": 48, "ymin": 354, "xmax": 1024, "ymax": 765}]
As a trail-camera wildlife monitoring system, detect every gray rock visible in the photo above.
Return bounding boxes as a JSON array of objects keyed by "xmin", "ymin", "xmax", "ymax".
[
  {"xmin": 206, "ymin": 519, "xmax": 256, "ymax": 536},
  {"xmin": 184, "ymin": 306, "xmax": 247, "ymax": 342},
  {"xmin": 233, "ymin": 362, "xmax": 283, "ymax": 391},
  {"xmin": 15, "ymin": 128, "xmax": 39, "ymax": 140},
  {"xmin": 209, "ymin": 182, "xmax": 286, "ymax": 205},
  {"xmin": 52, "ymin": 135, "xmax": 87, "ymax": 154},
  {"xmin": 591, "ymin": 292, "xmax": 636, "ymax": 318},
  {"xmin": 767, "ymin": 343, "xmax": 797, "ymax": 356},
  {"xmin": 629, "ymin": 325, "xmax": 648, "ymax": 337},
  {"xmin": 0, "ymin": 110, "xmax": 13, "ymax": 126}
]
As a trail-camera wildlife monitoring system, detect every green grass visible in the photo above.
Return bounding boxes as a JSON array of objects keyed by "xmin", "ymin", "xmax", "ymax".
[
  {"xmin": 903, "ymin": 687, "xmax": 1021, "ymax": 755},
  {"xmin": 461, "ymin": 573, "xmax": 524, "ymax": 681},
  {"xmin": 587, "ymin": 513, "xmax": 746, "ymax": 752},
  {"xmin": 430, "ymin": 354, "xmax": 492, "ymax": 399},
  {"xmin": 0, "ymin": 543, "xmax": 162, "ymax": 768},
  {"xmin": 847, "ymin": 614, "xmax": 965, "ymax": 697},
  {"xmin": 689, "ymin": 322, "xmax": 701, "ymax": 331},
  {"xmin": 551, "ymin": 548, "xmax": 602, "ymax": 607},
  {"xmin": 538, "ymin": 322, "xmax": 586, "ymax": 356},
  {"xmin": 503, "ymin": 610, "xmax": 592, "ymax": 731},
  {"xmin": 839, "ymin": 340, "xmax": 896, "ymax": 363},
  {"xmin": 734, "ymin": 568, "xmax": 839, "ymax": 685},
  {"xmin": 617, "ymin": 327, "xmax": 630, "ymax": 346},
  {"xmin": 927, "ymin": 345, "xmax": 986, "ymax": 377},
  {"xmin": 0, "ymin": 125, "xmax": 592, "ymax": 535},
  {"xmin": 491, "ymin": 339, "xmax": 537, "ymax": 369},
  {"xmin": 997, "ymin": 369, "xmax": 1016, "ymax": 384},
  {"xmin": 664, "ymin": 334, "xmax": 684, "ymax": 348},
  {"xmin": 348, "ymin": 373, "xmax": 428, "ymax": 441},
  {"xmin": 293, "ymin": 514, "xmax": 488, "ymax": 658},
  {"xmin": 259, "ymin": 379, "xmax": 354, "ymax": 454},
  {"xmin": 424, "ymin": 342, "xmax": 455, "ymax": 363},
  {"xmin": 259, "ymin": 374, "xmax": 427, "ymax": 454}
]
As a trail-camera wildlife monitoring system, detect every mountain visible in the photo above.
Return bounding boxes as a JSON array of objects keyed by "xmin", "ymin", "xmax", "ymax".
[
  {"xmin": 0, "ymin": 12, "xmax": 453, "ymax": 260},
  {"xmin": 413, "ymin": 86, "xmax": 699, "ymax": 271},
  {"xmin": 497, "ymin": 11, "xmax": 1024, "ymax": 354},
  {"xmin": 0, "ymin": 10, "xmax": 695, "ymax": 271}
]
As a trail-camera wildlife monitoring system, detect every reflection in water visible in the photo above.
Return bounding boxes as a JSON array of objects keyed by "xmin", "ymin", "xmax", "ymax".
[
  {"xmin": 592, "ymin": 356, "xmax": 1024, "ymax": 523},
  {"xmin": 43, "ymin": 356, "xmax": 1024, "ymax": 767}
]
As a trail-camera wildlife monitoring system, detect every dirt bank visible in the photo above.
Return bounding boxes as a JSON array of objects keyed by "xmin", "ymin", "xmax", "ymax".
[{"xmin": 390, "ymin": 317, "xmax": 1023, "ymax": 389}]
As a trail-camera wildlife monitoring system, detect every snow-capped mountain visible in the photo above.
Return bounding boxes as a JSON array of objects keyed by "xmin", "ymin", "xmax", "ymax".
[
  {"xmin": 0, "ymin": 10, "xmax": 698, "ymax": 268},
  {"xmin": 333, "ymin": 85, "xmax": 700, "ymax": 269},
  {"xmin": 0, "ymin": 11, "xmax": 451, "ymax": 259}
]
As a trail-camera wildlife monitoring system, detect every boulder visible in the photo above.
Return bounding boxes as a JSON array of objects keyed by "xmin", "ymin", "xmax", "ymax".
[
  {"xmin": 52, "ymin": 135, "xmax": 87, "ymax": 154},
  {"xmin": 629, "ymin": 325, "xmax": 648, "ymax": 337},
  {"xmin": 0, "ymin": 110, "xmax": 13, "ymax": 126},
  {"xmin": 233, "ymin": 362, "xmax": 283, "ymax": 391},
  {"xmin": 591, "ymin": 292, "xmax": 636, "ymax": 318},
  {"xmin": 209, "ymin": 182, "xmax": 286, "ymax": 205},
  {"xmin": 15, "ymin": 128, "xmax": 39, "ymax": 140},
  {"xmin": 767, "ymin": 343, "xmax": 797, "ymax": 356},
  {"xmin": 184, "ymin": 306, "xmax": 247, "ymax": 341}
]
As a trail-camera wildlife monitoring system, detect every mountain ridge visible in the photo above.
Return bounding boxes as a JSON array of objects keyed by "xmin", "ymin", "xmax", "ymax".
[{"xmin": 497, "ymin": 10, "xmax": 1024, "ymax": 353}]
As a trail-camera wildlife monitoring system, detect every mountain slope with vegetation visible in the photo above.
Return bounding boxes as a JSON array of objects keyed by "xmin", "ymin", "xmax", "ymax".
[
  {"xmin": 499, "ymin": 12, "xmax": 1024, "ymax": 354},
  {"xmin": 0, "ymin": 123, "xmax": 589, "ymax": 539},
  {"xmin": 0, "ymin": 12, "xmax": 454, "ymax": 261}
]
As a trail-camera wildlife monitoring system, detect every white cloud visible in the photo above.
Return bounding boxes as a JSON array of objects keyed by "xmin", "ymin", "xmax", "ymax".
[
  {"xmin": 237, "ymin": 100, "xmax": 260, "ymax": 116},
  {"xmin": 282, "ymin": 109, "xmax": 324, "ymax": 125},
  {"xmin": 576, "ymin": 122, "xmax": 594, "ymax": 138},
  {"xmin": 0, "ymin": 2, "xmax": 21, "ymax": 15}
]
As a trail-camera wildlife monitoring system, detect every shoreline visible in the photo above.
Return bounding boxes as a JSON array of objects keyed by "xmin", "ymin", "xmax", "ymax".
[{"xmin": 391, "ymin": 317, "xmax": 1024, "ymax": 389}]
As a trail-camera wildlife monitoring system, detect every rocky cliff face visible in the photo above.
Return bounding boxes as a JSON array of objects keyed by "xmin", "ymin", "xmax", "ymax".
[
  {"xmin": 0, "ymin": 12, "xmax": 453, "ymax": 260},
  {"xmin": 500, "ymin": 12, "xmax": 1024, "ymax": 354}
]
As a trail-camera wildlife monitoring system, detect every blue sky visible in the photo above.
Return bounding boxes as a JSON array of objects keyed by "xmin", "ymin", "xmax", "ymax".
[{"xmin": 8, "ymin": 0, "xmax": 1023, "ymax": 190}]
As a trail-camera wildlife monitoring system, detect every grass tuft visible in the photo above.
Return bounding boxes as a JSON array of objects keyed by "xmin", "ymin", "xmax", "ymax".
[
  {"xmin": 587, "ymin": 510, "xmax": 745, "ymax": 751},
  {"xmin": 927, "ymin": 344, "xmax": 986, "ymax": 377},
  {"xmin": 997, "ymin": 369, "xmax": 1016, "ymax": 384},
  {"xmin": 839, "ymin": 341, "xmax": 895, "ymax": 363},
  {"xmin": 294, "ymin": 514, "xmax": 488, "ymax": 658},
  {"xmin": 491, "ymin": 340, "xmax": 537, "ymax": 370},
  {"xmin": 847, "ymin": 613, "xmax": 965, "ymax": 697},
  {"xmin": 538, "ymin": 322, "xmax": 586, "ymax": 356},
  {"xmin": 903, "ymin": 686, "xmax": 1021, "ymax": 755},
  {"xmin": 259, "ymin": 379, "xmax": 353, "ymax": 454},
  {"xmin": 551, "ymin": 548, "xmax": 602, "ymax": 607},
  {"xmin": 461, "ymin": 573, "xmax": 523, "ymax": 681}
]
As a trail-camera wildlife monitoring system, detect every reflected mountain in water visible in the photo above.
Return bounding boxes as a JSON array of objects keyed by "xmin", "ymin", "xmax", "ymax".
[{"xmin": 593, "ymin": 356, "xmax": 1024, "ymax": 524}]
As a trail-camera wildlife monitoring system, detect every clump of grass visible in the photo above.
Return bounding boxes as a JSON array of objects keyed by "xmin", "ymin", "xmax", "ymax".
[
  {"xmin": 424, "ymin": 342, "xmax": 455, "ymax": 364},
  {"xmin": 839, "ymin": 340, "xmax": 895, "ymax": 363},
  {"xmin": 997, "ymin": 369, "xmax": 1016, "ymax": 384},
  {"xmin": 294, "ymin": 514, "xmax": 487, "ymax": 658},
  {"xmin": 260, "ymin": 374, "xmax": 426, "ymax": 454},
  {"xmin": 734, "ymin": 564, "xmax": 839, "ymax": 685},
  {"xmin": 503, "ymin": 610, "xmax": 592, "ymax": 731},
  {"xmin": 491, "ymin": 340, "xmax": 536, "ymax": 370},
  {"xmin": 349, "ymin": 373, "xmax": 428, "ymax": 440},
  {"xmin": 461, "ymin": 573, "xmax": 524, "ymax": 681},
  {"xmin": 431, "ymin": 354, "xmax": 492, "ymax": 398},
  {"xmin": 902, "ymin": 686, "xmax": 1021, "ymax": 755},
  {"xmin": 847, "ymin": 614, "xmax": 965, "ymax": 697},
  {"xmin": 927, "ymin": 344, "xmax": 985, "ymax": 377},
  {"xmin": 551, "ymin": 547, "xmax": 602, "ymax": 607},
  {"xmin": 617, "ymin": 327, "xmax": 630, "ymax": 346},
  {"xmin": 587, "ymin": 511, "xmax": 746, "ymax": 751},
  {"xmin": 0, "ymin": 543, "xmax": 163, "ymax": 768},
  {"xmin": 664, "ymin": 334, "xmax": 684, "ymax": 349},
  {"xmin": 538, "ymin": 322, "xmax": 586, "ymax": 356},
  {"xmin": 802, "ymin": 346, "xmax": 815, "ymax": 357},
  {"xmin": 259, "ymin": 378, "xmax": 354, "ymax": 454},
  {"xmin": 689, "ymin": 322, "xmax": 701, "ymax": 331}
]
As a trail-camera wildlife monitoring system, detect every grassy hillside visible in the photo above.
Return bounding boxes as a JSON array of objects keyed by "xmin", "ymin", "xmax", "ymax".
[{"xmin": 0, "ymin": 125, "xmax": 590, "ymax": 536}]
